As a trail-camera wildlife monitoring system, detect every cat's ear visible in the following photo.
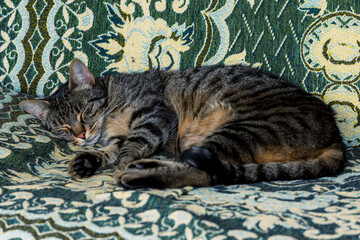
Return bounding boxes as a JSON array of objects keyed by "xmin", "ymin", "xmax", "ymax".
[
  {"xmin": 69, "ymin": 58, "xmax": 95, "ymax": 91},
  {"xmin": 19, "ymin": 100, "xmax": 50, "ymax": 121}
]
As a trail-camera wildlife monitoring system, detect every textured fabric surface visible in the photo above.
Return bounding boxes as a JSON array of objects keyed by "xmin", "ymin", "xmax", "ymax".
[
  {"xmin": 0, "ymin": 86, "xmax": 359, "ymax": 239},
  {"xmin": 0, "ymin": 0, "xmax": 359, "ymax": 146},
  {"xmin": 1, "ymin": 0, "xmax": 360, "ymax": 239}
]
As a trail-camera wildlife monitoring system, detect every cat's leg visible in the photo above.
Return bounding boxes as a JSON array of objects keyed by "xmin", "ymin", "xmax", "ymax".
[
  {"xmin": 115, "ymin": 159, "xmax": 211, "ymax": 189},
  {"xmin": 113, "ymin": 108, "xmax": 177, "ymax": 171},
  {"xmin": 113, "ymin": 136, "xmax": 162, "ymax": 171}
]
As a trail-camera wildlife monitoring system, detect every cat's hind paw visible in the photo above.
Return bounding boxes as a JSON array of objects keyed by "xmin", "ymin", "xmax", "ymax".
[
  {"xmin": 114, "ymin": 159, "xmax": 168, "ymax": 189},
  {"xmin": 68, "ymin": 152, "xmax": 102, "ymax": 179},
  {"xmin": 180, "ymin": 146, "xmax": 216, "ymax": 172},
  {"xmin": 114, "ymin": 159, "xmax": 211, "ymax": 189}
]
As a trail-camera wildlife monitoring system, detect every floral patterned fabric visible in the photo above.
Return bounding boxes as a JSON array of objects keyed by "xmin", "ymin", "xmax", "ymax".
[
  {"xmin": 0, "ymin": 0, "xmax": 360, "ymax": 146},
  {"xmin": 1, "ymin": 0, "xmax": 360, "ymax": 239},
  {"xmin": 0, "ymin": 86, "xmax": 360, "ymax": 239}
]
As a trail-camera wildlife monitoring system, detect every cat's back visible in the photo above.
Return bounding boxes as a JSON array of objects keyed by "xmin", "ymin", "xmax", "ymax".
[
  {"xmin": 162, "ymin": 64, "xmax": 341, "ymax": 153},
  {"xmin": 164, "ymin": 64, "xmax": 275, "ymax": 93},
  {"xmin": 162, "ymin": 64, "xmax": 315, "ymax": 115},
  {"xmin": 163, "ymin": 64, "xmax": 301, "ymax": 102}
]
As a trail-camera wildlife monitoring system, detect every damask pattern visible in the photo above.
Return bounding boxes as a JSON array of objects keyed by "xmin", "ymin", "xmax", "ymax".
[
  {"xmin": 1, "ymin": 0, "xmax": 360, "ymax": 239},
  {"xmin": 1, "ymin": 0, "xmax": 359, "ymax": 146},
  {"xmin": 91, "ymin": 3, "xmax": 194, "ymax": 73},
  {"xmin": 0, "ymin": 0, "xmax": 94, "ymax": 96},
  {"xmin": 301, "ymin": 11, "xmax": 360, "ymax": 146},
  {"xmin": 0, "ymin": 87, "xmax": 359, "ymax": 239}
]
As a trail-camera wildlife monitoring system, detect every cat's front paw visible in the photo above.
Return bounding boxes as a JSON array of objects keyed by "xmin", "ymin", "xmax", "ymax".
[{"xmin": 68, "ymin": 152, "xmax": 103, "ymax": 179}]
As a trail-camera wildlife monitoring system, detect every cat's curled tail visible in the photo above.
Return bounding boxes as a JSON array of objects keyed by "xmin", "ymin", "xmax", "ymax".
[{"xmin": 181, "ymin": 143, "xmax": 346, "ymax": 185}]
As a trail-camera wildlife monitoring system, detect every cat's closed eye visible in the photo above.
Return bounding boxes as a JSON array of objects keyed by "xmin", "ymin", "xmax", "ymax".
[{"xmin": 53, "ymin": 126, "xmax": 72, "ymax": 137}]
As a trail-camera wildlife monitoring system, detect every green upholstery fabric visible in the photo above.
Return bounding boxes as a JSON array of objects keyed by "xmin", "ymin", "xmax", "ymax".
[
  {"xmin": 1, "ymin": 0, "xmax": 360, "ymax": 146},
  {"xmin": 1, "ymin": 0, "xmax": 360, "ymax": 239},
  {"xmin": 0, "ymin": 87, "xmax": 359, "ymax": 239}
]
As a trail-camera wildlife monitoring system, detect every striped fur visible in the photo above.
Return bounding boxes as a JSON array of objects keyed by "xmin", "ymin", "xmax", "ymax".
[{"xmin": 19, "ymin": 59, "xmax": 346, "ymax": 188}]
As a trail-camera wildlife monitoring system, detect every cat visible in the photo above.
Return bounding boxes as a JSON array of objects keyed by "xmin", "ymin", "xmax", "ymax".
[{"xmin": 19, "ymin": 58, "xmax": 346, "ymax": 189}]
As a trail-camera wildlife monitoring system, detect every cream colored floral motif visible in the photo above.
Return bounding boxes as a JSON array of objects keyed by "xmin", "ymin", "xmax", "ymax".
[
  {"xmin": 323, "ymin": 85, "xmax": 360, "ymax": 146},
  {"xmin": 0, "ymin": 147, "xmax": 11, "ymax": 158},
  {"xmin": 172, "ymin": 0, "xmax": 190, "ymax": 14},
  {"xmin": 301, "ymin": 11, "xmax": 360, "ymax": 83},
  {"xmin": 301, "ymin": 11, "xmax": 360, "ymax": 146},
  {"xmin": 155, "ymin": 0, "xmax": 167, "ymax": 12},
  {"xmin": 299, "ymin": 0, "xmax": 327, "ymax": 17},
  {"xmin": 0, "ymin": 31, "xmax": 11, "ymax": 59},
  {"xmin": 117, "ymin": 0, "xmax": 151, "ymax": 16},
  {"xmin": 91, "ymin": 3, "xmax": 193, "ymax": 73},
  {"xmin": 224, "ymin": 50, "xmax": 262, "ymax": 68},
  {"xmin": 247, "ymin": 0, "xmax": 255, "ymax": 8},
  {"xmin": 116, "ymin": 0, "xmax": 189, "ymax": 16}
]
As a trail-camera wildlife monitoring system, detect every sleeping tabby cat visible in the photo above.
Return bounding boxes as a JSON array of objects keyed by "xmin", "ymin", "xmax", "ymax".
[{"xmin": 19, "ymin": 59, "xmax": 346, "ymax": 189}]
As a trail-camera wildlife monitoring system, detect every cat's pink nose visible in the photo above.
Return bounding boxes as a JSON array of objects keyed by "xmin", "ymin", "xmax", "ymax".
[{"xmin": 77, "ymin": 132, "xmax": 86, "ymax": 139}]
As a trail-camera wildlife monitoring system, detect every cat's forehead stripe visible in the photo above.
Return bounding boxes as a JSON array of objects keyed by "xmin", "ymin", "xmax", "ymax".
[{"xmin": 60, "ymin": 124, "xmax": 71, "ymax": 130}]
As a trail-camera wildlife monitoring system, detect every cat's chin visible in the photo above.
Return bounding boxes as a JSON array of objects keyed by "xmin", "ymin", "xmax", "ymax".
[
  {"xmin": 74, "ymin": 138, "xmax": 87, "ymax": 146},
  {"xmin": 75, "ymin": 135, "xmax": 101, "ymax": 146}
]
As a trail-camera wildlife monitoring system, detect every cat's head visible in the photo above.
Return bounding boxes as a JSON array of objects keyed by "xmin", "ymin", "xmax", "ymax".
[{"xmin": 19, "ymin": 59, "xmax": 107, "ymax": 146}]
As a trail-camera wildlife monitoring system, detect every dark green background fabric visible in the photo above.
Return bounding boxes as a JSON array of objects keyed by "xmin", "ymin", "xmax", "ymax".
[
  {"xmin": 1, "ymin": 0, "xmax": 360, "ymax": 239},
  {"xmin": 1, "ymin": 0, "xmax": 360, "ymax": 146}
]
